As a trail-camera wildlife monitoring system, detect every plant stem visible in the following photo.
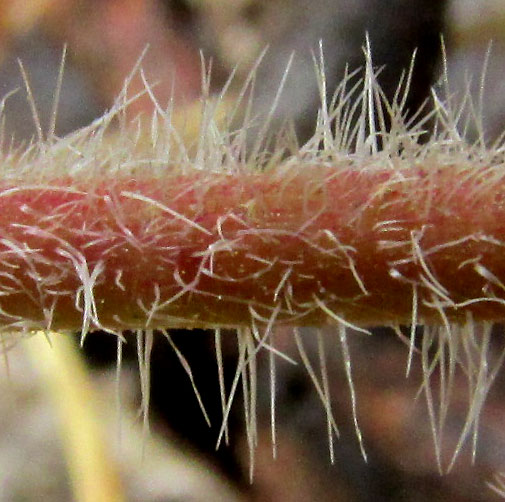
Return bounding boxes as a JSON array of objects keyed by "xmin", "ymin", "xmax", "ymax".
[{"xmin": 1, "ymin": 158, "xmax": 504, "ymax": 333}]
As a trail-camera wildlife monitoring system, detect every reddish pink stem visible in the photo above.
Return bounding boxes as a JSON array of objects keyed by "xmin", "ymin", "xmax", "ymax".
[{"xmin": 1, "ymin": 162, "xmax": 504, "ymax": 332}]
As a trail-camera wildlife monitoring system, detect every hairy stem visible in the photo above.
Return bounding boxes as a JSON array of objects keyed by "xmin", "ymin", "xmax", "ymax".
[{"xmin": 0, "ymin": 157, "xmax": 504, "ymax": 333}]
